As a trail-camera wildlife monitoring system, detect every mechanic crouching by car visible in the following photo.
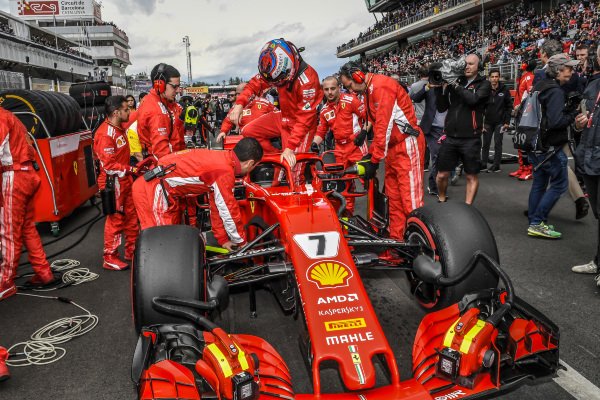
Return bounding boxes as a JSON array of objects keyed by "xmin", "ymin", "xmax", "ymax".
[
  {"xmin": 94, "ymin": 96, "xmax": 148, "ymax": 271},
  {"xmin": 573, "ymin": 52, "xmax": 600, "ymax": 285},
  {"xmin": 0, "ymin": 107, "xmax": 55, "ymax": 301},
  {"xmin": 132, "ymin": 137, "xmax": 262, "ymax": 252},
  {"xmin": 137, "ymin": 63, "xmax": 185, "ymax": 160},
  {"xmin": 527, "ymin": 54, "xmax": 588, "ymax": 239},
  {"xmin": 339, "ymin": 61, "xmax": 425, "ymax": 240},
  {"xmin": 309, "ymin": 76, "xmax": 369, "ymax": 213}
]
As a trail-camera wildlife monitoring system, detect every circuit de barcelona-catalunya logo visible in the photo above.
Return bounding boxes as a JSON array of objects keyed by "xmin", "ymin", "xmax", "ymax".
[{"xmin": 306, "ymin": 261, "xmax": 353, "ymax": 289}]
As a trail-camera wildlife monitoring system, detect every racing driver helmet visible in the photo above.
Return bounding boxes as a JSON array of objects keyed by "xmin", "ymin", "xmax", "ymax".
[{"xmin": 258, "ymin": 39, "xmax": 300, "ymax": 87}]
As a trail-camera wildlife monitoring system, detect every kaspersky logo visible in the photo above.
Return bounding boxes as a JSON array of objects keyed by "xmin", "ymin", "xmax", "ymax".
[{"xmin": 306, "ymin": 261, "xmax": 353, "ymax": 289}]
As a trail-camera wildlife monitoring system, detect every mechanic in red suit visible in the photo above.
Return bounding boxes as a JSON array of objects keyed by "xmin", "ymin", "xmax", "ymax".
[
  {"xmin": 511, "ymin": 58, "xmax": 537, "ymax": 179},
  {"xmin": 0, "ymin": 107, "xmax": 55, "ymax": 301},
  {"xmin": 93, "ymin": 96, "xmax": 141, "ymax": 271},
  {"xmin": 216, "ymin": 83, "xmax": 279, "ymax": 153},
  {"xmin": 132, "ymin": 138, "xmax": 263, "ymax": 252},
  {"xmin": 136, "ymin": 63, "xmax": 185, "ymax": 160},
  {"xmin": 310, "ymin": 76, "xmax": 369, "ymax": 213},
  {"xmin": 339, "ymin": 61, "xmax": 425, "ymax": 239},
  {"xmin": 229, "ymin": 39, "xmax": 323, "ymax": 181}
]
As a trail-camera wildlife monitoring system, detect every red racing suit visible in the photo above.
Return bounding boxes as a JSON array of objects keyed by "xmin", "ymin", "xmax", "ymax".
[
  {"xmin": 93, "ymin": 121, "xmax": 138, "ymax": 259},
  {"xmin": 237, "ymin": 66, "xmax": 323, "ymax": 183},
  {"xmin": 363, "ymin": 74, "xmax": 425, "ymax": 239},
  {"xmin": 136, "ymin": 89, "xmax": 185, "ymax": 159},
  {"xmin": 0, "ymin": 107, "xmax": 52, "ymax": 290},
  {"xmin": 221, "ymin": 97, "xmax": 275, "ymax": 134},
  {"xmin": 513, "ymin": 71, "xmax": 534, "ymax": 108},
  {"xmin": 132, "ymin": 149, "xmax": 246, "ymax": 246},
  {"xmin": 315, "ymin": 93, "xmax": 368, "ymax": 212}
]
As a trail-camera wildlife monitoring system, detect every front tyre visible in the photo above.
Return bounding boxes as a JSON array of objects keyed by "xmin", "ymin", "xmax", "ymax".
[
  {"xmin": 404, "ymin": 202, "xmax": 499, "ymax": 312},
  {"xmin": 132, "ymin": 225, "xmax": 205, "ymax": 333}
]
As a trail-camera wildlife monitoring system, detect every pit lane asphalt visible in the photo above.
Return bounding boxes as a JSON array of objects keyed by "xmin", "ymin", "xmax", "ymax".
[{"xmin": 0, "ymin": 134, "xmax": 598, "ymax": 399}]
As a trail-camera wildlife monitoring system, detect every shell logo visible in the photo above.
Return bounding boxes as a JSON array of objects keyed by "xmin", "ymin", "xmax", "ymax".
[{"xmin": 306, "ymin": 261, "xmax": 353, "ymax": 289}]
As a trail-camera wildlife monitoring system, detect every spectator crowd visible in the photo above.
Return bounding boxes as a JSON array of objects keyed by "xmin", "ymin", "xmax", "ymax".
[{"xmin": 341, "ymin": 1, "xmax": 600, "ymax": 80}]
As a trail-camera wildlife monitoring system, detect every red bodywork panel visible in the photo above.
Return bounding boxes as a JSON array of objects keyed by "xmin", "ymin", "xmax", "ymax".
[{"xmin": 240, "ymin": 154, "xmax": 399, "ymax": 394}]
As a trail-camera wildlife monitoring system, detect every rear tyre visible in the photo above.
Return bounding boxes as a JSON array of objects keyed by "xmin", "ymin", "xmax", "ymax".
[
  {"xmin": 404, "ymin": 202, "xmax": 499, "ymax": 312},
  {"xmin": 0, "ymin": 90, "xmax": 55, "ymax": 138},
  {"xmin": 132, "ymin": 225, "xmax": 205, "ymax": 333},
  {"xmin": 38, "ymin": 91, "xmax": 67, "ymax": 135}
]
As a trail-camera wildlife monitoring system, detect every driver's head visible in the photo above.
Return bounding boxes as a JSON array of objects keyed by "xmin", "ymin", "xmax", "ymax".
[
  {"xmin": 322, "ymin": 76, "xmax": 340, "ymax": 103},
  {"xmin": 233, "ymin": 137, "xmax": 263, "ymax": 175}
]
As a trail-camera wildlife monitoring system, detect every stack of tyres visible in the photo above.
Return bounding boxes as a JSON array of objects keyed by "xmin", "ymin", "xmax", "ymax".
[
  {"xmin": 69, "ymin": 81, "xmax": 111, "ymax": 132},
  {"xmin": 0, "ymin": 89, "xmax": 83, "ymax": 138}
]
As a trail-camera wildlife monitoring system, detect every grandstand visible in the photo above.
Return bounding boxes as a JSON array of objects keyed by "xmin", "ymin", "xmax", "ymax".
[{"xmin": 338, "ymin": 0, "xmax": 589, "ymax": 87}]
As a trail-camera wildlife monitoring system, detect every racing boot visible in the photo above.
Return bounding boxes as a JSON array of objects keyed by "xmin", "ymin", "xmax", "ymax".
[
  {"xmin": 510, "ymin": 151, "xmax": 525, "ymax": 177},
  {"xmin": 518, "ymin": 165, "xmax": 533, "ymax": 181},
  {"xmin": 0, "ymin": 346, "xmax": 9, "ymax": 382},
  {"xmin": 0, "ymin": 282, "xmax": 17, "ymax": 302},
  {"xmin": 28, "ymin": 266, "xmax": 55, "ymax": 285},
  {"xmin": 124, "ymin": 245, "xmax": 135, "ymax": 261},
  {"xmin": 103, "ymin": 255, "xmax": 129, "ymax": 271}
]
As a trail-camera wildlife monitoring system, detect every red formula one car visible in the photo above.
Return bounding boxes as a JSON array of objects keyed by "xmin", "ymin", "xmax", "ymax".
[{"xmin": 130, "ymin": 152, "xmax": 559, "ymax": 400}]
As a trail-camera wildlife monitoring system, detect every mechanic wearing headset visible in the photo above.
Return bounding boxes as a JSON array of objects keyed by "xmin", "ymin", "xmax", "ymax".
[
  {"xmin": 229, "ymin": 39, "xmax": 323, "ymax": 176},
  {"xmin": 432, "ymin": 53, "xmax": 492, "ymax": 204},
  {"xmin": 216, "ymin": 83, "xmax": 279, "ymax": 153},
  {"xmin": 94, "ymin": 96, "xmax": 148, "ymax": 271},
  {"xmin": 309, "ymin": 76, "xmax": 370, "ymax": 213},
  {"xmin": 0, "ymin": 107, "xmax": 55, "ymax": 301},
  {"xmin": 137, "ymin": 63, "xmax": 185, "ymax": 160},
  {"xmin": 339, "ymin": 61, "xmax": 425, "ymax": 240},
  {"xmin": 132, "ymin": 137, "xmax": 263, "ymax": 252}
]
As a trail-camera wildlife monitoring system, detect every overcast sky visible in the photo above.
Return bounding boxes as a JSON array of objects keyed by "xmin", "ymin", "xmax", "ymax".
[{"xmin": 0, "ymin": 0, "xmax": 376, "ymax": 85}]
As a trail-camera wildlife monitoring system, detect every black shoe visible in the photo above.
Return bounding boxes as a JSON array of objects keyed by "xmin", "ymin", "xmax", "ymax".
[
  {"xmin": 480, "ymin": 164, "xmax": 488, "ymax": 172},
  {"xmin": 523, "ymin": 210, "xmax": 528, "ymax": 217},
  {"xmin": 488, "ymin": 165, "xmax": 501, "ymax": 173},
  {"xmin": 428, "ymin": 187, "xmax": 438, "ymax": 196},
  {"xmin": 576, "ymin": 197, "xmax": 590, "ymax": 220}
]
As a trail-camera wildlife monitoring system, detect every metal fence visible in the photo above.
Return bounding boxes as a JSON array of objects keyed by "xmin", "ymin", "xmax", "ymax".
[
  {"xmin": 0, "ymin": 71, "xmax": 25, "ymax": 91},
  {"xmin": 338, "ymin": 0, "xmax": 470, "ymax": 53}
]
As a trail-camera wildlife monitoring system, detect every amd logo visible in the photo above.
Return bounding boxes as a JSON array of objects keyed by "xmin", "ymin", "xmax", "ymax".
[{"xmin": 317, "ymin": 294, "xmax": 358, "ymax": 304}]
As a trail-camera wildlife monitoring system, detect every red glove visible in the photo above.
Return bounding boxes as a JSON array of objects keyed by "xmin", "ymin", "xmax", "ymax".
[{"xmin": 136, "ymin": 157, "xmax": 158, "ymax": 174}]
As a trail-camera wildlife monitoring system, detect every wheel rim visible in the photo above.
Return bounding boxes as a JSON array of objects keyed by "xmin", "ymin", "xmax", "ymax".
[{"xmin": 406, "ymin": 229, "xmax": 441, "ymax": 308}]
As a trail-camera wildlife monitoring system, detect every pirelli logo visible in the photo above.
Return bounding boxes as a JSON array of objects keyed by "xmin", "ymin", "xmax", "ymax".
[{"xmin": 325, "ymin": 318, "xmax": 366, "ymax": 332}]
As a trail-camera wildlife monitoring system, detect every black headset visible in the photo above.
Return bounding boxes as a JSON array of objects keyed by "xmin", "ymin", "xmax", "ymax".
[{"xmin": 340, "ymin": 61, "xmax": 367, "ymax": 83}]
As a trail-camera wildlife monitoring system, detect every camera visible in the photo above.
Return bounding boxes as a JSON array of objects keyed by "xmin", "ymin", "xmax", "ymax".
[
  {"xmin": 565, "ymin": 91, "xmax": 583, "ymax": 113},
  {"xmin": 428, "ymin": 56, "xmax": 466, "ymax": 85}
]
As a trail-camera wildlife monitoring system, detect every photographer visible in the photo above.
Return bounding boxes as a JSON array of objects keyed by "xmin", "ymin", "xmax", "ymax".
[
  {"xmin": 527, "ymin": 54, "xmax": 588, "ymax": 239},
  {"xmin": 433, "ymin": 54, "xmax": 492, "ymax": 204},
  {"xmin": 573, "ymin": 52, "xmax": 600, "ymax": 285}
]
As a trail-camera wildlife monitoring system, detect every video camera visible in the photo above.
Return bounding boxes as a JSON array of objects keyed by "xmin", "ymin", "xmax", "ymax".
[
  {"xmin": 428, "ymin": 56, "xmax": 466, "ymax": 86},
  {"xmin": 565, "ymin": 91, "xmax": 583, "ymax": 113}
]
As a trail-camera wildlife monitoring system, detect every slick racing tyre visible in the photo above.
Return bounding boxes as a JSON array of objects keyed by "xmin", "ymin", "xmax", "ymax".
[
  {"xmin": 37, "ymin": 90, "xmax": 68, "ymax": 135},
  {"xmin": 132, "ymin": 225, "xmax": 205, "ymax": 333},
  {"xmin": 69, "ymin": 81, "xmax": 111, "ymax": 107},
  {"xmin": 0, "ymin": 90, "xmax": 57, "ymax": 138},
  {"xmin": 404, "ymin": 202, "xmax": 499, "ymax": 312}
]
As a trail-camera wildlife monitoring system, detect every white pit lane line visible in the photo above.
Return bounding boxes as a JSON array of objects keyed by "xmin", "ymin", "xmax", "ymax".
[{"xmin": 554, "ymin": 360, "xmax": 600, "ymax": 399}]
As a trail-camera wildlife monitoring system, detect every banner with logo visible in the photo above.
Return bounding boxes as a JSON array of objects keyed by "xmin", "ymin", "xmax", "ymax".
[
  {"xmin": 185, "ymin": 87, "xmax": 209, "ymax": 94},
  {"xmin": 10, "ymin": 0, "xmax": 96, "ymax": 18}
]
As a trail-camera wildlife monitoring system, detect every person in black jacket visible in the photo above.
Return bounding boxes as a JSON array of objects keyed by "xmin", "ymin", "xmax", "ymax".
[
  {"xmin": 573, "ymin": 54, "xmax": 600, "ymax": 284},
  {"xmin": 527, "ymin": 54, "xmax": 588, "ymax": 239},
  {"xmin": 482, "ymin": 69, "xmax": 512, "ymax": 172},
  {"xmin": 433, "ymin": 54, "xmax": 492, "ymax": 204}
]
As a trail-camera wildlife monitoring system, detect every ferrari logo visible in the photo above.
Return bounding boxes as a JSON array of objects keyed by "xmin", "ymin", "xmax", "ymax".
[
  {"xmin": 73, "ymin": 161, "xmax": 78, "ymax": 175},
  {"xmin": 307, "ymin": 261, "xmax": 353, "ymax": 289},
  {"xmin": 249, "ymin": 193, "xmax": 255, "ymax": 213},
  {"xmin": 342, "ymin": 103, "xmax": 346, "ymax": 109}
]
